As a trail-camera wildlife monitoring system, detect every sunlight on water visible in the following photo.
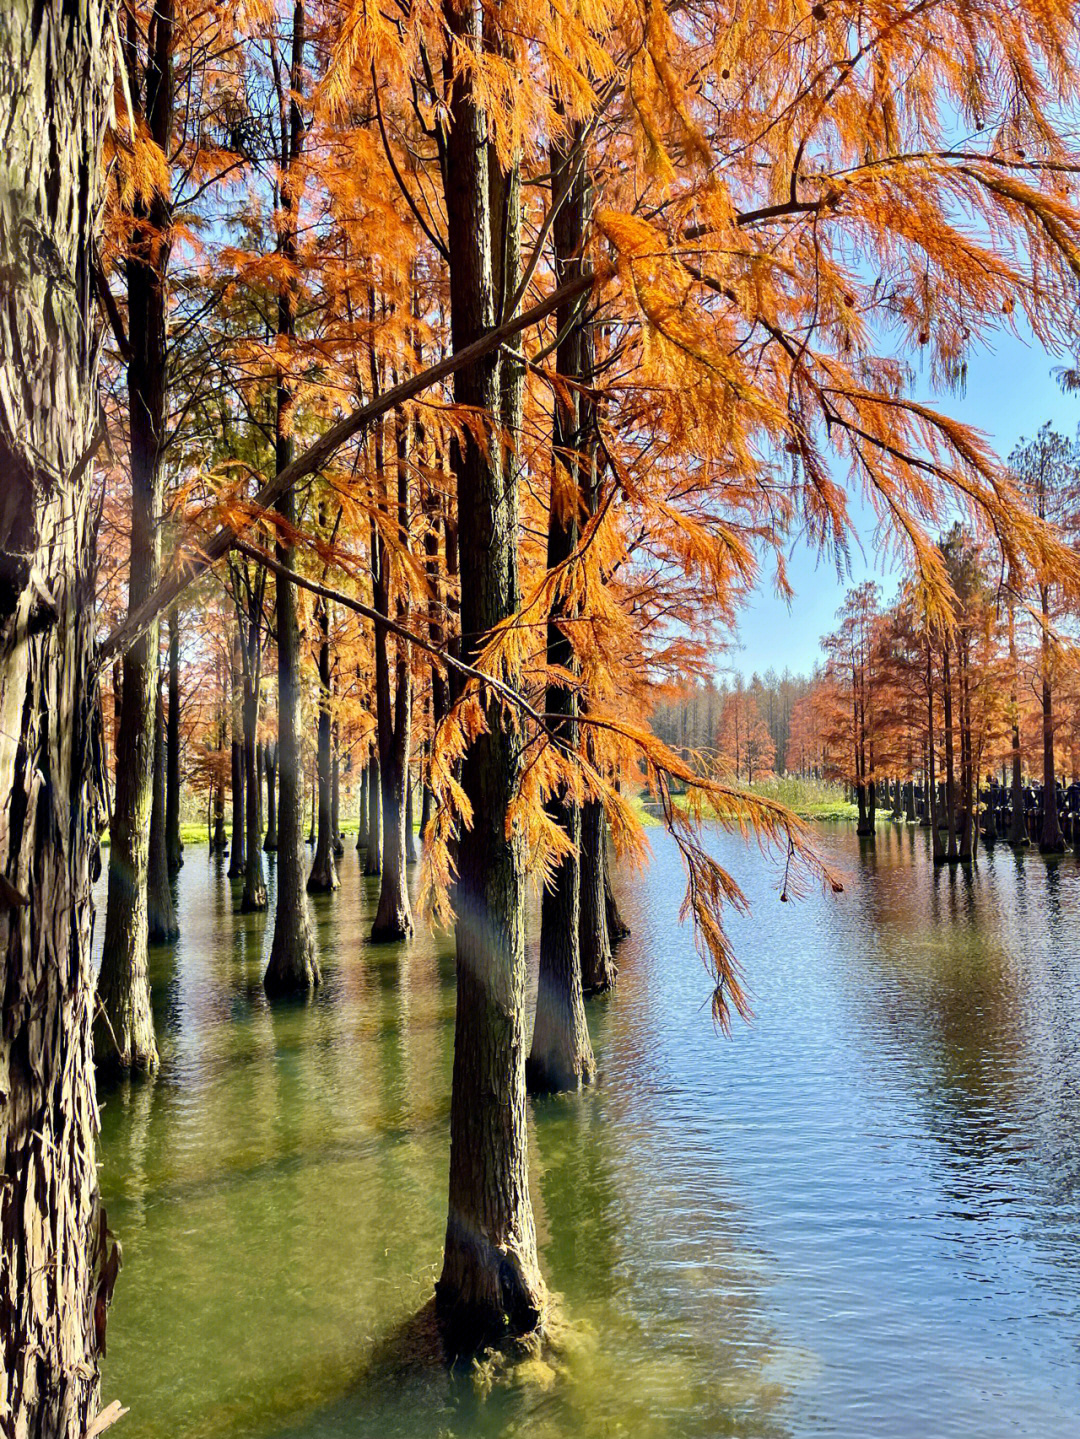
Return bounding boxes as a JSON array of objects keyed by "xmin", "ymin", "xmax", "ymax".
[{"xmin": 96, "ymin": 826, "xmax": 1080, "ymax": 1438}]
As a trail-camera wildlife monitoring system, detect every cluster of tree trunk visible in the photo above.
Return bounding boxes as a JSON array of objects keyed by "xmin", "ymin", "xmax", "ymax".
[{"xmin": 0, "ymin": 3, "xmax": 637, "ymax": 1424}]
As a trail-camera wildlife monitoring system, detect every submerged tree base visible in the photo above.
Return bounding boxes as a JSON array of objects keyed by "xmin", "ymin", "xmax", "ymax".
[{"xmin": 435, "ymin": 1238, "xmax": 547, "ymax": 1363}]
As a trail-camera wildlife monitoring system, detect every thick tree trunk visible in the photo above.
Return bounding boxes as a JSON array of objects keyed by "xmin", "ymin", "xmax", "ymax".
[
  {"xmin": 148, "ymin": 688, "xmax": 179, "ymax": 941},
  {"xmin": 265, "ymin": 0, "xmax": 319, "ymax": 993},
  {"xmin": 166, "ymin": 604, "xmax": 183, "ymax": 875},
  {"xmin": 0, "ymin": 3, "xmax": 119, "ymax": 1430},
  {"xmin": 97, "ymin": 0, "xmax": 176, "ymax": 1075},
  {"xmin": 436, "ymin": 2, "xmax": 545, "ymax": 1349},
  {"xmin": 528, "ymin": 119, "xmax": 594, "ymax": 1094},
  {"xmin": 307, "ymin": 598, "xmax": 338, "ymax": 891}
]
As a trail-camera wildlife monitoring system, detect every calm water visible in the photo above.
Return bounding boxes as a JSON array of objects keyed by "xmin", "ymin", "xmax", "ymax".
[{"xmin": 95, "ymin": 825, "xmax": 1080, "ymax": 1438}]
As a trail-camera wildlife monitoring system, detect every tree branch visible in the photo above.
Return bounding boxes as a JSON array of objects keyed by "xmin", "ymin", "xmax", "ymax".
[{"xmin": 98, "ymin": 266, "xmax": 605, "ymax": 663}]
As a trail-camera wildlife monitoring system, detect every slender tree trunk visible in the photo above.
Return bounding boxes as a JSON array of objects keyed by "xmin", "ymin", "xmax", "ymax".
[
  {"xmin": 1, "ymin": 3, "xmax": 119, "ymax": 1428},
  {"xmin": 331, "ymin": 724, "xmax": 344, "ymax": 857},
  {"xmin": 97, "ymin": 0, "xmax": 176, "ymax": 1074},
  {"xmin": 405, "ymin": 773, "xmax": 419, "ymax": 864},
  {"xmin": 604, "ymin": 834, "xmax": 630, "ymax": 940},
  {"xmin": 228, "ymin": 629, "xmax": 246, "ymax": 876},
  {"xmin": 148, "ymin": 686, "xmax": 179, "ymax": 941},
  {"xmin": 927, "ymin": 645, "xmax": 945, "ymax": 862},
  {"xmin": 263, "ymin": 741, "xmax": 278, "ymax": 850},
  {"xmin": 528, "ymin": 118, "xmax": 594, "ymax": 1093},
  {"xmin": 364, "ymin": 755, "xmax": 382, "ymax": 874},
  {"xmin": 372, "ymin": 418, "xmax": 413, "ymax": 940},
  {"xmin": 580, "ymin": 798, "xmax": 616, "ymax": 993},
  {"xmin": 356, "ymin": 761, "xmax": 368, "ymax": 851},
  {"xmin": 1039, "ymin": 586, "xmax": 1064, "ymax": 852},
  {"xmin": 166, "ymin": 604, "xmax": 183, "ymax": 874},
  {"xmin": 1007, "ymin": 601, "xmax": 1027, "ymax": 846},
  {"xmin": 265, "ymin": 0, "xmax": 319, "ymax": 991},
  {"xmin": 436, "ymin": 2, "xmax": 544, "ymax": 1348},
  {"xmin": 308, "ymin": 597, "xmax": 339, "ymax": 891},
  {"xmin": 240, "ymin": 677, "xmax": 267, "ymax": 909},
  {"xmin": 942, "ymin": 642, "xmax": 958, "ymax": 862}
]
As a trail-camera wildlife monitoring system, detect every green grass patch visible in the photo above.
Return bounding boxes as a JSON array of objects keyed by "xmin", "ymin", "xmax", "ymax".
[{"xmin": 663, "ymin": 775, "xmax": 858, "ymax": 823}]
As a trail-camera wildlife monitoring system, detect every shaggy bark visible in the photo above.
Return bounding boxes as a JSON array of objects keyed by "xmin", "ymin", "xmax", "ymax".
[
  {"xmin": 1, "ymin": 2, "xmax": 120, "ymax": 1431},
  {"xmin": 264, "ymin": 0, "xmax": 319, "ymax": 992},
  {"xmin": 435, "ymin": 0, "xmax": 545, "ymax": 1350}
]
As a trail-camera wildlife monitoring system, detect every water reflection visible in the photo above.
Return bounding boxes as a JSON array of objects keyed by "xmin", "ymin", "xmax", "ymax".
[{"xmin": 95, "ymin": 825, "xmax": 1080, "ymax": 1438}]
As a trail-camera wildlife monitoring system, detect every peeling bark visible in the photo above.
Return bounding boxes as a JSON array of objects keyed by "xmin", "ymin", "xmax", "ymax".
[{"xmin": 1, "ymin": 2, "xmax": 119, "ymax": 1431}]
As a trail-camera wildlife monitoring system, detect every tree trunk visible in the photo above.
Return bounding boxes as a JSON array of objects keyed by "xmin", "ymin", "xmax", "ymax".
[
  {"xmin": 331, "ymin": 725, "xmax": 344, "ymax": 857},
  {"xmin": 927, "ymin": 645, "xmax": 945, "ymax": 862},
  {"xmin": 97, "ymin": 0, "xmax": 177, "ymax": 1074},
  {"xmin": 1, "ymin": 2, "xmax": 119, "ymax": 1429},
  {"xmin": 307, "ymin": 597, "xmax": 339, "ymax": 892},
  {"xmin": 228, "ymin": 629, "xmax": 246, "ymax": 876},
  {"xmin": 371, "ymin": 419, "xmax": 413, "ymax": 940},
  {"xmin": 604, "ymin": 837, "xmax": 630, "ymax": 941},
  {"xmin": 1039, "ymin": 586, "xmax": 1064, "ymax": 853},
  {"xmin": 580, "ymin": 798, "xmax": 616, "ymax": 993},
  {"xmin": 263, "ymin": 741, "xmax": 278, "ymax": 850},
  {"xmin": 148, "ymin": 687, "xmax": 179, "ymax": 941},
  {"xmin": 240, "ymin": 678, "xmax": 267, "ymax": 909},
  {"xmin": 436, "ymin": 2, "xmax": 545, "ymax": 1349},
  {"xmin": 942, "ymin": 642, "xmax": 958, "ymax": 862},
  {"xmin": 265, "ymin": 0, "xmax": 319, "ymax": 992},
  {"xmin": 364, "ymin": 756, "xmax": 382, "ymax": 874},
  {"xmin": 528, "ymin": 117, "xmax": 594, "ymax": 1094},
  {"xmin": 166, "ymin": 604, "xmax": 183, "ymax": 875},
  {"xmin": 405, "ymin": 775, "xmax": 419, "ymax": 864},
  {"xmin": 356, "ymin": 761, "xmax": 368, "ymax": 851},
  {"xmin": 1006, "ymin": 601, "xmax": 1028, "ymax": 846}
]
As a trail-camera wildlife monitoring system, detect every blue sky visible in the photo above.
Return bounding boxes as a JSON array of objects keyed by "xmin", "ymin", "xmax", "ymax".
[{"xmin": 729, "ymin": 327, "xmax": 1079, "ymax": 680}]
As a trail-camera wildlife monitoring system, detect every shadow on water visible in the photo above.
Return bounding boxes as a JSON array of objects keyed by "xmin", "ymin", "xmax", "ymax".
[{"xmin": 93, "ymin": 824, "xmax": 1080, "ymax": 1439}]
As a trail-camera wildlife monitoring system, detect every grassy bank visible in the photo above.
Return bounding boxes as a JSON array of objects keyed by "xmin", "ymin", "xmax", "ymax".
[{"xmin": 656, "ymin": 776, "xmax": 858, "ymax": 824}]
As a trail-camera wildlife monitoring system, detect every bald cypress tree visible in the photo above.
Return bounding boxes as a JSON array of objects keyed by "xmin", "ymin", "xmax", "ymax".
[{"xmin": 1, "ymin": 0, "xmax": 121, "ymax": 1430}]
